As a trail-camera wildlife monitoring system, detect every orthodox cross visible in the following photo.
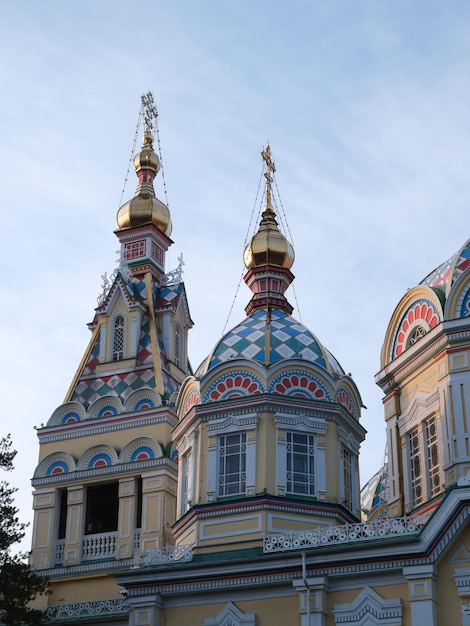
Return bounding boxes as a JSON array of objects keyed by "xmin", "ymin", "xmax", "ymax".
[
  {"xmin": 141, "ymin": 91, "xmax": 158, "ymax": 134},
  {"xmin": 261, "ymin": 144, "xmax": 276, "ymax": 203}
]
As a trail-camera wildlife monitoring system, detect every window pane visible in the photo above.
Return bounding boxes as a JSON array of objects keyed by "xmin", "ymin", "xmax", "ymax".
[
  {"xmin": 286, "ymin": 432, "xmax": 315, "ymax": 496},
  {"xmin": 218, "ymin": 433, "xmax": 246, "ymax": 497},
  {"xmin": 113, "ymin": 315, "xmax": 125, "ymax": 361}
]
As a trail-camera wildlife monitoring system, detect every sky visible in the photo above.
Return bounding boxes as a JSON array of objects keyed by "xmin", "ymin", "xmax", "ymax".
[{"xmin": 1, "ymin": 0, "xmax": 470, "ymax": 553}]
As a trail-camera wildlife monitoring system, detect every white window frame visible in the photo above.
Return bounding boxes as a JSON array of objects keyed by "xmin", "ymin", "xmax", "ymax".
[
  {"xmin": 174, "ymin": 322, "xmax": 182, "ymax": 368},
  {"xmin": 286, "ymin": 431, "xmax": 315, "ymax": 496},
  {"xmin": 274, "ymin": 413, "xmax": 327, "ymax": 499},
  {"xmin": 112, "ymin": 314, "xmax": 126, "ymax": 361},
  {"xmin": 176, "ymin": 429, "xmax": 198, "ymax": 518},
  {"xmin": 342, "ymin": 446, "xmax": 353, "ymax": 510},
  {"xmin": 206, "ymin": 414, "xmax": 258, "ymax": 502},
  {"xmin": 218, "ymin": 432, "xmax": 247, "ymax": 497},
  {"xmin": 406, "ymin": 414, "xmax": 442, "ymax": 509},
  {"xmin": 181, "ymin": 450, "xmax": 193, "ymax": 512}
]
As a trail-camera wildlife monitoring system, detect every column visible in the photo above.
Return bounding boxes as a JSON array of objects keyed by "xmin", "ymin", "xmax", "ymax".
[
  {"xmin": 292, "ymin": 576, "xmax": 328, "ymax": 626},
  {"xmin": 63, "ymin": 485, "xmax": 85, "ymax": 566},
  {"xmin": 116, "ymin": 477, "xmax": 137, "ymax": 559},
  {"xmin": 127, "ymin": 593, "xmax": 162, "ymax": 626},
  {"xmin": 403, "ymin": 564, "xmax": 437, "ymax": 626},
  {"xmin": 453, "ymin": 567, "xmax": 470, "ymax": 625},
  {"xmin": 385, "ymin": 392, "xmax": 404, "ymax": 517},
  {"xmin": 140, "ymin": 468, "xmax": 176, "ymax": 553},
  {"xmin": 207, "ymin": 435, "xmax": 217, "ymax": 502},
  {"xmin": 246, "ymin": 427, "xmax": 257, "ymax": 497},
  {"xmin": 30, "ymin": 488, "xmax": 56, "ymax": 569}
]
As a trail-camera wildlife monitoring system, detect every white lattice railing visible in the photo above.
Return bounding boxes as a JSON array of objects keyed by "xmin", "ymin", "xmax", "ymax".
[
  {"xmin": 263, "ymin": 513, "xmax": 431, "ymax": 553},
  {"xmin": 141, "ymin": 544, "xmax": 193, "ymax": 565},
  {"xmin": 45, "ymin": 598, "xmax": 127, "ymax": 621}
]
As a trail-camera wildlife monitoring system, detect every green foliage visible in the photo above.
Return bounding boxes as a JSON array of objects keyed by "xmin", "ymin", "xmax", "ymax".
[{"xmin": 0, "ymin": 436, "xmax": 49, "ymax": 626}]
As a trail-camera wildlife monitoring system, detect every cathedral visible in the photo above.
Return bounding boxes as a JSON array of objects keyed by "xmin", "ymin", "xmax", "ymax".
[{"xmin": 29, "ymin": 94, "xmax": 470, "ymax": 626}]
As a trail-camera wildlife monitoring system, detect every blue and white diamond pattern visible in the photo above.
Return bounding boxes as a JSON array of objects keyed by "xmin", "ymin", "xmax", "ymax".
[{"xmin": 206, "ymin": 308, "xmax": 338, "ymax": 373}]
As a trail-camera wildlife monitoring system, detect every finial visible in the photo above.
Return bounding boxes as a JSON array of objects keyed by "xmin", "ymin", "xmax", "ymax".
[
  {"xmin": 261, "ymin": 144, "xmax": 276, "ymax": 206},
  {"xmin": 97, "ymin": 272, "xmax": 111, "ymax": 305},
  {"xmin": 141, "ymin": 91, "xmax": 158, "ymax": 135}
]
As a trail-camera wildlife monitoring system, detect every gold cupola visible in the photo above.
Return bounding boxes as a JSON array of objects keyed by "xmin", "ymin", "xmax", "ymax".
[
  {"xmin": 243, "ymin": 146, "xmax": 295, "ymax": 316},
  {"xmin": 116, "ymin": 131, "xmax": 172, "ymax": 236},
  {"xmin": 243, "ymin": 201, "xmax": 295, "ymax": 270}
]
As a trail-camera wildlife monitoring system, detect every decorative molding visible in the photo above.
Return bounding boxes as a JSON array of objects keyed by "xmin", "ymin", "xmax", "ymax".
[
  {"xmin": 264, "ymin": 513, "xmax": 430, "ymax": 553},
  {"xmin": 273, "ymin": 412, "xmax": 327, "ymax": 433},
  {"xmin": 32, "ymin": 456, "xmax": 176, "ymax": 488},
  {"xmin": 206, "ymin": 413, "xmax": 259, "ymax": 434},
  {"xmin": 37, "ymin": 412, "xmax": 178, "ymax": 444},
  {"xmin": 45, "ymin": 555, "xmax": 137, "ymax": 577},
  {"xmin": 202, "ymin": 601, "xmax": 255, "ymax": 626},
  {"xmin": 333, "ymin": 586, "xmax": 402, "ymax": 625},
  {"xmin": 140, "ymin": 544, "xmax": 193, "ymax": 565},
  {"xmin": 45, "ymin": 598, "xmax": 127, "ymax": 621}
]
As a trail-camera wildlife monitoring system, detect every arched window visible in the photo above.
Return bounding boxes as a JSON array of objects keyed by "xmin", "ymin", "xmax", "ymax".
[
  {"xmin": 406, "ymin": 325, "xmax": 426, "ymax": 349},
  {"xmin": 112, "ymin": 315, "xmax": 125, "ymax": 361},
  {"xmin": 175, "ymin": 323, "xmax": 182, "ymax": 368}
]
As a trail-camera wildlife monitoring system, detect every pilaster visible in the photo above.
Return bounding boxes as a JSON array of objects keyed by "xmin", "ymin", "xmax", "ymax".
[
  {"xmin": 453, "ymin": 567, "xmax": 470, "ymax": 625},
  {"xmin": 30, "ymin": 488, "xmax": 56, "ymax": 569},
  {"xmin": 64, "ymin": 485, "xmax": 85, "ymax": 566},
  {"xmin": 116, "ymin": 477, "xmax": 137, "ymax": 559},
  {"xmin": 127, "ymin": 593, "xmax": 162, "ymax": 626},
  {"xmin": 292, "ymin": 576, "xmax": 328, "ymax": 626},
  {"xmin": 403, "ymin": 564, "xmax": 437, "ymax": 626},
  {"xmin": 140, "ymin": 469, "xmax": 176, "ymax": 552}
]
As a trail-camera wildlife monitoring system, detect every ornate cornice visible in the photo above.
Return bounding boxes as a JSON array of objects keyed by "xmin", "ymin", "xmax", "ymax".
[
  {"xmin": 38, "ymin": 412, "xmax": 177, "ymax": 444},
  {"xmin": 173, "ymin": 496, "xmax": 357, "ymax": 534},
  {"xmin": 32, "ymin": 457, "xmax": 176, "ymax": 488},
  {"xmin": 42, "ymin": 557, "xmax": 137, "ymax": 578}
]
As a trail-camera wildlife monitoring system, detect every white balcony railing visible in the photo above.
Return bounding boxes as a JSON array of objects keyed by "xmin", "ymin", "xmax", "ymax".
[
  {"xmin": 82, "ymin": 532, "xmax": 117, "ymax": 560},
  {"xmin": 263, "ymin": 513, "xmax": 431, "ymax": 553},
  {"xmin": 54, "ymin": 529, "xmax": 141, "ymax": 564}
]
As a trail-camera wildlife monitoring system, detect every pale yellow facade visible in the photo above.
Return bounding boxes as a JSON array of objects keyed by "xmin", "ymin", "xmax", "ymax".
[{"xmin": 29, "ymin": 100, "xmax": 470, "ymax": 625}]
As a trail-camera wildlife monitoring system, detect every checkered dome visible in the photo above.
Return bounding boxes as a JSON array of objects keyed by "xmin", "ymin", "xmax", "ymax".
[{"xmin": 197, "ymin": 308, "xmax": 344, "ymax": 377}]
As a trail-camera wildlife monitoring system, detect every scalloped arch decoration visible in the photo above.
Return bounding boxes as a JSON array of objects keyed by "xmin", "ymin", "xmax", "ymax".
[
  {"xmin": 97, "ymin": 405, "xmax": 118, "ymax": 417},
  {"xmin": 88, "ymin": 396, "xmax": 123, "ymax": 419},
  {"xmin": 135, "ymin": 399, "xmax": 153, "ymax": 410},
  {"xmin": 78, "ymin": 446, "xmax": 119, "ymax": 470},
  {"xmin": 120, "ymin": 438, "xmax": 163, "ymax": 464},
  {"xmin": 86, "ymin": 452, "xmax": 113, "ymax": 468},
  {"xmin": 391, "ymin": 298, "xmax": 440, "ymax": 359},
  {"xmin": 47, "ymin": 402, "xmax": 86, "ymax": 426},
  {"xmin": 203, "ymin": 371, "xmax": 265, "ymax": 403},
  {"xmin": 456, "ymin": 284, "xmax": 470, "ymax": 318},
  {"xmin": 129, "ymin": 446, "xmax": 155, "ymax": 461},
  {"xmin": 335, "ymin": 388, "xmax": 357, "ymax": 419},
  {"xmin": 125, "ymin": 388, "xmax": 162, "ymax": 412},
  {"xmin": 269, "ymin": 370, "xmax": 332, "ymax": 400},
  {"xmin": 38, "ymin": 453, "xmax": 76, "ymax": 477},
  {"xmin": 61, "ymin": 412, "xmax": 80, "ymax": 424},
  {"xmin": 182, "ymin": 389, "xmax": 200, "ymax": 417}
]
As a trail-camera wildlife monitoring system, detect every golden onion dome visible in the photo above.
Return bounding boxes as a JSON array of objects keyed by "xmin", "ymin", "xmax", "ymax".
[
  {"xmin": 133, "ymin": 131, "xmax": 161, "ymax": 171},
  {"xmin": 116, "ymin": 195, "xmax": 172, "ymax": 235},
  {"xmin": 243, "ymin": 202, "xmax": 294, "ymax": 269},
  {"xmin": 116, "ymin": 132, "xmax": 172, "ymax": 236}
]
